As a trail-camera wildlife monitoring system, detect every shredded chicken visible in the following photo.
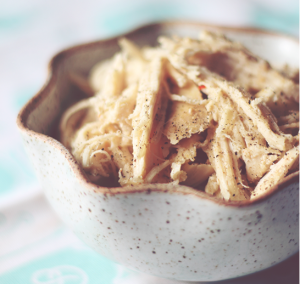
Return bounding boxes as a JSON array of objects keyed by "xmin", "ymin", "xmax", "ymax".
[{"xmin": 60, "ymin": 33, "xmax": 299, "ymax": 201}]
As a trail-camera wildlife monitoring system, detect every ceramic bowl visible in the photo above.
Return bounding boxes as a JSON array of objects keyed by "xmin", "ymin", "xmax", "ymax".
[{"xmin": 17, "ymin": 21, "xmax": 299, "ymax": 282}]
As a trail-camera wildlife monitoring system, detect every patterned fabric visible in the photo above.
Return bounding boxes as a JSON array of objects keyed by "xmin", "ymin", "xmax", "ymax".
[{"xmin": 0, "ymin": 0, "xmax": 298, "ymax": 283}]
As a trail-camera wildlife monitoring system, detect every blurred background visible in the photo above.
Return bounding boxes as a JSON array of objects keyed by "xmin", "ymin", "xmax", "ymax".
[{"xmin": 0, "ymin": 0, "xmax": 298, "ymax": 283}]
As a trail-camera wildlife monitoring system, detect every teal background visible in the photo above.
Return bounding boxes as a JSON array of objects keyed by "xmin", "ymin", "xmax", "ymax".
[{"xmin": 0, "ymin": 248, "xmax": 118, "ymax": 284}]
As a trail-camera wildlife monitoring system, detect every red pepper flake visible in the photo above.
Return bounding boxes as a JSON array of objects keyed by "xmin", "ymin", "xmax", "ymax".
[{"xmin": 198, "ymin": 85, "xmax": 206, "ymax": 90}]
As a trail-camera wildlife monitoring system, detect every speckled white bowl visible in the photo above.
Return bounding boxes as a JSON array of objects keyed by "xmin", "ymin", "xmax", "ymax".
[{"xmin": 17, "ymin": 22, "xmax": 299, "ymax": 282}]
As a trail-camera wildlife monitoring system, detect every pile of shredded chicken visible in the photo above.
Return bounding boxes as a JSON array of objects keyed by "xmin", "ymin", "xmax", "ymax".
[{"xmin": 60, "ymin": 31, "xmax": 299, "ymax": 201}]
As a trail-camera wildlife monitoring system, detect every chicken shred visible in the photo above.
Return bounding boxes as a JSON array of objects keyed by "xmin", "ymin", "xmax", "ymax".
[{"xmin": 60, "ymin": 32, "xmax": 299, "ymax": 201}]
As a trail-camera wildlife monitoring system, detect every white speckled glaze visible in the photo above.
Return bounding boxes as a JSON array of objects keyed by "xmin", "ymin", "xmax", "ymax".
[{"xmin": 17, "ymin": 22, "xmax": 299, "ymax": 282}]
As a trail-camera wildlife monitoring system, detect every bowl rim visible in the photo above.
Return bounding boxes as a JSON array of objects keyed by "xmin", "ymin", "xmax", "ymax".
[{"xmin": 16, "ymin": 20, "xmax": 299, "ymax": 207}]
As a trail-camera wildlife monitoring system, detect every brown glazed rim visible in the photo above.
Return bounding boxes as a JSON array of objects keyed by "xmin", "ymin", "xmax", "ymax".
[{"xmin": 16, "ymin": 20, "xmax": 299, "ymax": 207}]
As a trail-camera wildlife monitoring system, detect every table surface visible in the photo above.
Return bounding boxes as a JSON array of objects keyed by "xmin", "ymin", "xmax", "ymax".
[{"xmin": 0, "ymin": 1, "xmax": 298, "ymax": 283}]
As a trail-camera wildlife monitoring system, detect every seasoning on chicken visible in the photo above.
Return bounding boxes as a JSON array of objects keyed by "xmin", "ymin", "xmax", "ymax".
[{"xmin": 60, "ymin": 32, "xmax": 299, "ymax": 201}]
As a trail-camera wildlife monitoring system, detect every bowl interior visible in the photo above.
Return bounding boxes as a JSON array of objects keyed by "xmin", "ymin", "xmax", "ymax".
[
  {"xmin": 20, "ymin": 22, "xmax": 299, "ymax": 136},
  {"xmin": 17, "ymin": 21, "xmax": 299, "ymax": 204}
]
